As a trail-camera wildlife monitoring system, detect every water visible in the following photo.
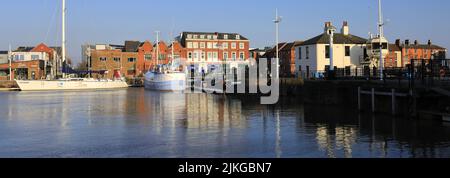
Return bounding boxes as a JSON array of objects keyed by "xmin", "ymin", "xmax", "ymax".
[{"xmin": 0, "ymin": 88, "xmax": 449, "ymax": 158}]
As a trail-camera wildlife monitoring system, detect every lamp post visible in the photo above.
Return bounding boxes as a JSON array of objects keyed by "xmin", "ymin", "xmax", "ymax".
[
  {"xmin": 326, "ymin": 24, "xmax": 337, "ymax": 72},
  {"xmin": 378, "ymin": 0, "xmax": 385, "ymax": 80},
  {"xmin": 273, "ymin": 9, "xmax": 282, "ymax": 79}
]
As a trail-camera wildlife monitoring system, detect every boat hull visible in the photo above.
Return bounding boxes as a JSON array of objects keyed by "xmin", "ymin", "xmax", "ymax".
[
  {"xmin": 144, "ymin": 72, "xmax": 186, "ymax": 91},
  {"xmin": 16, "ymin": 80, "xmax": 129, "ymax": 91}
]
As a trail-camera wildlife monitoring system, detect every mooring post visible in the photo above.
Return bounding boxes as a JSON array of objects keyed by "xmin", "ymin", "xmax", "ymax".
[
  {"xmin": 392, "ymin": 89, "xmax": 396, "ymax": 115},
  {"xmin": 358, "ymin": 87, "xmax": 361, "ymax": 111},
  {"xmin": 372, "ymin": 88, "xmax": 375, "ymax": 113}
]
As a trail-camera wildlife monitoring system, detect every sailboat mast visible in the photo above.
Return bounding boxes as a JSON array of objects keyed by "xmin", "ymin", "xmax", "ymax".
[
  {"xmin": 156, "ymin": 31, "xmax": 160, "ymax": 66},
  {"xmin": 62, "ymin": 0, "xmax": 66, "ymax": 78},
  {"xmin": 8, "ymin": 44, "xmax": 12, "ymax": 81}
]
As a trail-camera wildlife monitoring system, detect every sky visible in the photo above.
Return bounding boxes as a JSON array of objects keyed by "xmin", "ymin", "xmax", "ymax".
[{"xmin": 1, "ymin": 0, "xmax": 450, "ymax": 63}]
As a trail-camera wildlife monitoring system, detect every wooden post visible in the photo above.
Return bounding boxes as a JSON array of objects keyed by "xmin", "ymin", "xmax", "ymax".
[
  {"xmin": 358, "ymin": 87, "xmax": 361, "ymax": 111},
  {"xmin": 372, "ymin": 88, "xmax": 375, "ymax": 113},
  {"xmin": 392, "ymin": 89, "xmax": 396, "ymax": 115}
]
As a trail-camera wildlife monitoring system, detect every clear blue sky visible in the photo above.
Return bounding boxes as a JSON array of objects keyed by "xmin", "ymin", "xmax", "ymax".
[{"xmin": 2, "ymin": 0, "xmax": 450, "ymax": 63}]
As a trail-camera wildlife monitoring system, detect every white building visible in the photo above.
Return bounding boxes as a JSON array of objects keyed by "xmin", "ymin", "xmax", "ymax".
[{"xmin": 295, "ymin": 22, "xmax": 367, "ymax": 78}]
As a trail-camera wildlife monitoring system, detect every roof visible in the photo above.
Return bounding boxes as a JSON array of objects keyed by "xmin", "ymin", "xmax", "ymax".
[
  {"xmin": 280, "ymin": 41, "xmax": 303, "ymax": 51},
  {"xmin": 401, "ymin": 44, "xmax": 446, "ymax": 50},
  {"xmin": 124, "ymin": 41, "xmax": 141, "ymax": 52},
  {"xmin": 389, "ymin": 44, "xmax": 401, "ymax": 51},
  {"xmin": 14, "ymin": 47, "xmax": 34, "ymax": 52},
  {"xmin": 302, "ymin": 33, "xmax": 367, "ymax": 45},
  {"xmin": 178, "ymin": 31, "xmax": 249, "ymax": 47},
  {"xmin": 181, "ymin": 31, "xmax": 248, "ymax": 40}
]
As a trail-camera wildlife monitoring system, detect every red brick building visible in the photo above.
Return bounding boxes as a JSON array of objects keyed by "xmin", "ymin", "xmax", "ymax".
[
  {"xmin": 178, "ymin": 32, "xmax": 250, "ymax": 62},
  {"xmin": 386, "ymin": 39, "xmax": 447, "ymax": 67},
  {"xmin": 0, "ymin": 43, "xmax": 60, "ymax": 80}
]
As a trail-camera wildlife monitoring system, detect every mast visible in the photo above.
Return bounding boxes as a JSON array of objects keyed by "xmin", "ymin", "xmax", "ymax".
[
  {"xmin": 155, "ymin": 31, "xmax": 160, "ymax": 66},
  {"xmin": 8, "ymin": 44, "xmax": 12, "ymax": 81},
  {"xmin": 62, "ymin": 0, "xmax": 66, "ymax": 78},
  {"xmin": 378, "ymin": 0, "xmax": 384, "ymax": 80}
]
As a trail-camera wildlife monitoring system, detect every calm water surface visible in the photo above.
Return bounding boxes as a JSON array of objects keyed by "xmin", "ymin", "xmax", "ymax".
[{"xmin": 0, "ymin": 88, "xmax": 449, "ymax": 158}]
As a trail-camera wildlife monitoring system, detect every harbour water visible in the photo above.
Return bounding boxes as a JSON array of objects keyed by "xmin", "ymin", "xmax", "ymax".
[{"xmin": 0, "ymin": 88, "xmax": 450, "ymax": 158}]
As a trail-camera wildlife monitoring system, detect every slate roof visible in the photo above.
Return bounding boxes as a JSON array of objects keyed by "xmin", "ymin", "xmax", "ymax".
[
  {"xmin": 124, "ymin": 41, "xmax": 141, "ymax": 52},
  {"xmin": 302, "ymin": 33, "xmax": 367, "ymax": 45}
]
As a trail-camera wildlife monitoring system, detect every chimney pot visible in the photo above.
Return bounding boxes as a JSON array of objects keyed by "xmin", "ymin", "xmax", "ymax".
[
  {"xmin": 405, "ymin": 40, "xmax": 410, "ymax": 45},
  {"xmin": 414, "ymin": 40, "xmax": 418, "ymax": 45},
  {"xmin": 395, "ymin": 39, "xmax": 401, "ymax": 46},
  {"xmin": 428, "ymin": 40, "xmax": 432, "ymax": 46}
]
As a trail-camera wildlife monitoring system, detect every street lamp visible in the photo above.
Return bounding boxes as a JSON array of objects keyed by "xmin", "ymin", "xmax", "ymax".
[
  {"xmin": 326, "ymin": 24, "xmax": 337, "ymax": 72},
  {"xmin": 8, "ymin": 44, "xmax": 12, "ymax": 81}
]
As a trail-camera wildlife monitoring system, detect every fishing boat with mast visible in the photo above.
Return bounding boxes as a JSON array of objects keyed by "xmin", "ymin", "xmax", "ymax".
[
  {"xmin": 15, "ymin": 0, "xmax": 128, "ymax": 91},
  {"xmin": 144, "ymin": 31, "xmax": 186, "ymax": 91}
]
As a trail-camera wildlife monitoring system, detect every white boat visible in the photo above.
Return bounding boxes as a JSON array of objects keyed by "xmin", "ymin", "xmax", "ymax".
[
  {"xmin": 144, "ymin": 31, "xmax": 186, "ymax": 92},
  {"xmin": 15, "ymin": 0, "xmax": 129, "ymax": 91},
  {"xmin": 144, "ymin": 70, "xmax": 186, "ymax": 91},
  {"xmin": 16, "ymin": 78, "xmax": 129, "ymax": 91}
]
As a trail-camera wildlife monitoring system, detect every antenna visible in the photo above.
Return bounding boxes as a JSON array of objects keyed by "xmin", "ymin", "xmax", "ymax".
[
  {"xmin": 62, "ymin": 0, "xmax": 66, "ymax": 78},
  {"xmin": 155, "ymin": 31, "xmax": 160, "ymax": 66}
]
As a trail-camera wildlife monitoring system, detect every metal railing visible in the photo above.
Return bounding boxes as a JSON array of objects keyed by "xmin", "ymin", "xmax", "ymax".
[{"xmin": 298, "ymin": 59, "xmax": 450, "ymax": 87}]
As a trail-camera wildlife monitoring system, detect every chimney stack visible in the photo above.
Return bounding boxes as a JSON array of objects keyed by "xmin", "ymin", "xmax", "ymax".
[
  {"xmin": 428, "ymin": 40, "xmax": 432, "ymax": 46},
  {"xmin": 414, "ymin": 40, "xmax": 418, "ymax": 45},
  {"xmin": 405, "ymin": 40, "xmax": 410, "ymax": 46},
  {"xmin": 395, "ymin": 39, "xmax": 401, "ymax": 46},
  {"xmin": 341, "ymin": 21, "xmax": 349, "ymax": 35},
  {"xmin": 324, "ymin": 22, "xmax": 332, "ymax": 33}
]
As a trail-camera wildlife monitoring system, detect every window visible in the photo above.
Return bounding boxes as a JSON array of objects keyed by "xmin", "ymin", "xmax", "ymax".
[
  {"xmin": 200, "ymin": 42, "xmax": 206, "ymax": 49},
  {"xmin": 236, "ymin": 35, "xmax": 240, "ymax": 39},
  {"xmin": 128, "ymin": 58, "xmax": 136, "ymax": 62},
  {"xmin": 100, "ymin": 57, "xmax": 107, "ymax": 61},
  {"xmin": 239, "ymin": 52, "xmax": 245, "ymax": 60},
  {"xmin": 213, "ymin": 42, "xmax": 218, "ymax": 49},
  {"xmin": 299, "ymin": 47, "xmax": 302, "ymax": 59},
  {"xmin": 31, "ymin": 55, "xmax": 40, "ymax": 60},
  {"xmin": 231, "ymin": 43, "xmax": 237, "ymax": 49},
  {"xmin": 325, "ymin": 45, "xmax": 330, "ymax": 58},
  {"xmin": 158, "ymin": 54, "xmax": 165, "ymax": 60},
  {"xmin": 224, "ymin": 35, "xmax": 228, "ymax": 39},
  {"xmin": 114, "ymin": 57, "xmax": 121, "ymax": 62},
  {"xmin": 200, "ymin": 35, "xmax": 205, "ymax": 39},
  {"xmin": 299, "ymin": 65, "xmax": 302, "ymax": 72},
  {"xmin": 207, "ymin": 35, "xmax": 212, "ymax": 39},
  {"xmin": 187, "ymin": 34, "xmax": 192, "ymax": 39},
  {"xmin": 144, "ymin": 54, "xmax": 152, "ymax": 61},
  {"xmin": 207, "ymin": 42, "xmax": 212, "ymax": 49},
  {"xmin": 223, "ymin": 43, "xmax": 228, "ymax": 49},
  {"xmin": 201, "ymin": 52, "xmax": 205, "ymax": 60},
  {"xmin": 193, "ymin": 52, "xmax": 198, "ymax": 60},
  {"xmin": 213, "ymin": 52, "xmax": 218, "ymax": 59},
  {"xmin": 239, "ymin": 43, "xmax": 245, "ymax": 49},
  {"xmin": 193, "ymin": 35, "xmax": 198, "ymax": 39},
  {"xmin": 207, "ymin": 52, "xmax": 212, "ymax": 59},
  {"xmin": 345, "ymin": 46, "xmax": 351, "ymax": 56},
  {"xmin": 232, "ymin": 52, "xmax": 237, "ymax": 60},
  {"xmin": 14, "ymin": 55, "xmax": 25, "ymax": 61},
  {"xmin": 188, "ymin": 52, "xmax": 192, "ymax": 59},
  {"xmin": 193, "ymin": 42, "xmax": 199, "ymax": 48},
  {"xmin": 187, "ymin": 42, "xmax": 193, "ymax": 48},
  {"xmin": 306, "ymin": 47, "xmax": 310, "ymax": 59},
  {"xmin": 223, "ymin": 52, "xmax": 228, "ymax": 60}
]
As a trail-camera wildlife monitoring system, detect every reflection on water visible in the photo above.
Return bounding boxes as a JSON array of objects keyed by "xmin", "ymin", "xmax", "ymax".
[{"xmin": 0, "ymin": 88, "xmax": 449, "ymax": 158}]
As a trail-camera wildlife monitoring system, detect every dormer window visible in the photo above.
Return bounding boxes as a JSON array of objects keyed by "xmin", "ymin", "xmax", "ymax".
[
  {"xmin": 193, "ymin": 35, "xmax": 198, "ymax": 39},
  {"xmin": 200, "ymin": 35, "xmax": 205, "ymax": 39},
  {"xmin": 236, "ymin": 35, "xmax": 240, "ymax": 39},
  {"xmin": 224, "ymin": 35, "xmax": 228, "ymax": 40},
  {"xmin": 187, "ymin": 34, "xmax": 192, "ymax": 39}
]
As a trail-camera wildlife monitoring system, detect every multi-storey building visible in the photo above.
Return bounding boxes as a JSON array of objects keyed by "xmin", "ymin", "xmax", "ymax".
[
  {"xmin": 295, "ymin": 21, "xmax": 367, "ymax": 78},
  {"xmin": 178, "ymin": 32, "xmax": 250, "ymax": 73},
  {"xmin": 0, "ymin": 43, "xmax": 61, "ymax": 80},
  {"xmin": 89, "ymin": 42, "xmax": 139, "ymax": 79}
]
